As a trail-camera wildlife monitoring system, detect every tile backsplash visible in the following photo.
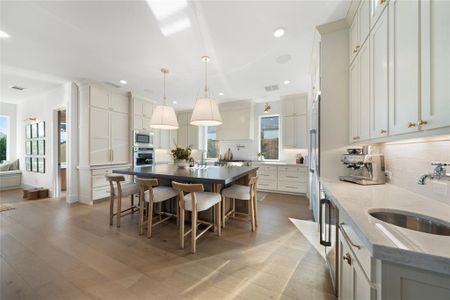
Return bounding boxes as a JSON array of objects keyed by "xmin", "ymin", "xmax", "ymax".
[{"xmin": 380, "ymin": 138, "xmax": 450, "ymax": 205}]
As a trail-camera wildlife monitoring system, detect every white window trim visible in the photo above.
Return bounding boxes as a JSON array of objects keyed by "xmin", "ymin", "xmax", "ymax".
[
  {"xmin": 0, "ymin": 115, "xmax": 10, "ymax": 161},
  {"xmin": 258, "ymin": 114, "xmax": 280, "ymax": 161}
]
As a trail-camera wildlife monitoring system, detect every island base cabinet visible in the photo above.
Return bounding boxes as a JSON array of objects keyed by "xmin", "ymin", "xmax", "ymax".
[{"xmin": 381, "ymin": 262, "xmax": 450, "ymax": 300}]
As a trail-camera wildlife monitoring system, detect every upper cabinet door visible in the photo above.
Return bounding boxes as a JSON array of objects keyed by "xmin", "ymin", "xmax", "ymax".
[
  {"xmin": 109, "ymin": 93, "xmax": 129, "ymax": 114},
  {"xmin": 420, "ymin": 0, "xmax": 450, "ymax": 130},
  {"xmin": 177, "ymin": 125, "xmax": 188, "ymax": 148},
  {"xmin": 110, "ymin": 112, "xmax": 129, "ymax": 164},
  {"xmin": 359, "ymin": 0, "xmax": 371, "ymax": 46},
  {"xmin": 370, "ymin": 9, "xmax": 389, "ymax": 139},
  {"xmin": 90, "ymin": 86, "xmax": 109, "ymax": 109},
  {"xmin": 90, "ymin": 107, "xmax": 110, "ymax": 165},
  {"xmin": 143, "ymin": 102, "xmax": 154, "ymax": 119},
  {"xmin": 359, "ymin": 40, "xmax": 371, "ymax": 140},
  {"xmin": 294, "ymin": 115, "xmax": 307, "ymax": 148},
  {"xmin": 133, "ymin": 99, "xmax": 143, "ymax": 117},
  {"xmin": 350, "ymin": 59, "xmax": 361, "ymax": 142},
  {"xmin": 371, "ymin": 0, "xmax": 388, "ymax": 28},
  {"xmin": 389, "ymin": 0, "xmax": 420, "ymax": 135},
  {"xmin": 188, "ymin": 125, "xmax": 199, "ymax": 149},
  {"xmin": 350, "ymin": 10, "xmax": 360, "ymax": 64},
  {"xmin": 283, "ymin": 116, "xmax": 295, "ymax": 147}
]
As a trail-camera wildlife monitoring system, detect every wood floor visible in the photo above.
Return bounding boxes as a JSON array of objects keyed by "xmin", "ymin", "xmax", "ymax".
[{"xmin": 0, "ymin": 190, "xmax": 334, "ymax": 300}]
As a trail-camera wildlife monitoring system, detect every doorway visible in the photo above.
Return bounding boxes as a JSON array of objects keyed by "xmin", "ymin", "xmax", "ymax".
[{"xmin": 57, "ymin": 110, "xmax": 67, "ymax": 197}]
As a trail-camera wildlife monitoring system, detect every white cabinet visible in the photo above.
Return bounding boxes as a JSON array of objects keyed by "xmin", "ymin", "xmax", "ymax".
[
  {"xmin": 370, "ymin": 8, "xmax": 389, "ymax": 139},
  {"xmin": 420, "ymin": 0, "xmax": 450, "ymax": 130},
  {"xmin": 90, "ymin": 86, "xmax": 130, "ymax": 165},
  {"xmin": 216, "ymin": 101, "xmax": 254, "ymax": 141},
  {"xmin": 176, "ymin": 112, "xmax": 199, "ymax": 149},
  {"xmin": 371, "ymin": 0, "xmax": 388, "ymax": 28},
  {"xmin": 157, "ymin": 129, "xmax": 177, "ymax": 150},
  {"xmin": 339, "ymin": 228, "xmax": 374, "ymax": 300},
  {"xmin": 256, "ymin": 164, "xmax": 307, "ymax": 194},
  {"xmin": 388, "ymin": 0, "xmax": 420, "ymax": 135},
  {"xmin": 350, "ymin": 1, "xmax": 371, "ymax": 64},
  {"xmin": 350, "ymin": 40, "xmax": 371, "ymax": 143},
  {"xmin": 282, "ymin": 96, "xmax": 307, "ymax": 148}
]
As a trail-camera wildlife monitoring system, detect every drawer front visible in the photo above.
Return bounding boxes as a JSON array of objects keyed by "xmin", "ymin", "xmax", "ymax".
[
  {"xmin": 339, "ymin": 222, "xmax": 372, "ymax": 280},
  {"xmin": 277, "ymin": 165, "xmax": 306, "ymax": 173},
  {"xmin": 277, "ymin": 181, "xmax": 307, "ymax": 194},
  {"xmin": 92, "ymin": 174, "xmax": 109, "ymax": 188},
  {"xmin": 257, "ymin": 165, "xmax": 278, "ymax": 173},
  {"xmin": 278, "ymin": 171, "xmax": 308, "ymax": 182},
  {"xmin": 92, "ymin": 168, "xmax": 112, "ymax": 176},
  {"xmin": 257, "ymin": 179, "xmax": 277, "ymax": 190},
  {"xmin": 257, "ymin": 171, "xmax": 277, "ymax": 180},
  {"xmin": 92, "ymin": 186, "xmax": 110, "ymax": 200}
]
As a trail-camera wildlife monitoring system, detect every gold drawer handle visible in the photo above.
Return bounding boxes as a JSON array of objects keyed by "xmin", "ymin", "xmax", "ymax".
[
  {"xmin": 353, "ymin": 136, "xmax": 360, "ymax": 140},
  {"xmin": 380, "ymin": 129, "xmax": 387, "ymax": 134},
  {"xmin": 343, "ymin": 253, "xmax": 352, "ymax": 266},
  {"xmin": 407, "ymin": 121, "xmax": 417, "ymax": 128},
  {"xmin": 379, "ymin": 0, "xmax": 386, "ymax": 4},
  {"xmin": 418, "ymin": 119, "xmax": 428, "ymax": 126},
  {"xmin": 340, "ymin": 223, "xmax": 361, "ymax": 250}
]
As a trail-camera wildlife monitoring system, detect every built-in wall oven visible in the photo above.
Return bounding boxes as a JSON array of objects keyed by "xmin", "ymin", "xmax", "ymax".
[
  {"xmin": 319, "ymin": 191, "xmax": 339, "ymax": 297},
  {"xmin": 133, "ymin": 147, "xmax": 154, "ymax": 167}
]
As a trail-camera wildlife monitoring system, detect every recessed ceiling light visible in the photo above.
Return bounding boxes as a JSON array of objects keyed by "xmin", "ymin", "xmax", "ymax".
[
  {"xmin": 119, "ymin": 80, "xmax": 127, "ymax": 85},
  {"xmin": 219, "ymin": 92, "xmax": 224, "ymax": 96},
  {"xmin": 172, "ymin": 100, "xmax": 177, "ymax": 104},
  {"xmin": 283, "ymin": 80, "xmax": 291, "ymax": 85},
  {"xmin": 273, "ymin": 27, "xmax": 285, "ymax": 38},
  {"xmin": 0, "ymin": 30, "xmax": 10, "ymax": 39}
]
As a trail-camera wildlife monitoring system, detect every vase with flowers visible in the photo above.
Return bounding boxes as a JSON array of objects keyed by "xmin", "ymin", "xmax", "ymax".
[{"xmin": 171, "ymin": 145, "xmax": 192, "ymax": 168}]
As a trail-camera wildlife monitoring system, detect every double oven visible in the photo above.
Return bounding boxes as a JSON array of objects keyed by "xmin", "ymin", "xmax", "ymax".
[{"xmin": 133, "ymin": 131, "xmax": 154, "ymax": 167}]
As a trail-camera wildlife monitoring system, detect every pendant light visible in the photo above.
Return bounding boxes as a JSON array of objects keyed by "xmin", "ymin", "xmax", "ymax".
[
  {"xmin": 190, "ymin": 56, "xmax": 222, "ymax": 126},
  {"xmin": 150, "ymin": 68, "xmax": 179, "ymax": 130}
]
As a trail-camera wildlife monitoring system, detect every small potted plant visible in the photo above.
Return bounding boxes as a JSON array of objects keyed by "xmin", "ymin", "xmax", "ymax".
[
  {"xmin": 171, "ymin": 144, "xmax": 192, "ymax": 168},
  {"xmin": 257, "ymin": 152, "xmax": 265, "ymax": 161}
]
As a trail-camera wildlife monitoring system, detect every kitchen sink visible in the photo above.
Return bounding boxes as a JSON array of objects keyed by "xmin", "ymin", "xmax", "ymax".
[{"xmin": 369, "ymin": 209, "xmax": 450, "ymax": 236}]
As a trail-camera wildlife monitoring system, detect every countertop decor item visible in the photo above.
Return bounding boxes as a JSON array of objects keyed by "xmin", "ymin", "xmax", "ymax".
[
  {"xmin": 257, "ymin": 152, "xmax": 264, "ymax": 161},
  {"xmin": 171, "ymin": 145, "xmax": 192, "ymax": 168},
  {"xmin": 190, "ymin": 56, "xmax": 222, "ymax": 126},
  {"xmin": 150, "ymin": 68, "xmax": 179, "ymax": 130}
]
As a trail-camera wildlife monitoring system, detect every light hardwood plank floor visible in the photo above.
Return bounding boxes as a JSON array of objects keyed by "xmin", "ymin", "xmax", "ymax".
[{"xmin": 0, "ymin": 190, "xmax": 334, "ymax": 300}]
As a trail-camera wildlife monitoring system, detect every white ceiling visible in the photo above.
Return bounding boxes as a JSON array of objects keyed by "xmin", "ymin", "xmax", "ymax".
[{"xmin": 0, "ymin": 0, "xmax": 350, "ymax": 109}]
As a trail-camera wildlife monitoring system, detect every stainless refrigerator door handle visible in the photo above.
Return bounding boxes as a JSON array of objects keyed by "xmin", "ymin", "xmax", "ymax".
[{"xmin": 319, "ymin": 198, "xmax": 331, "ymax": 246}]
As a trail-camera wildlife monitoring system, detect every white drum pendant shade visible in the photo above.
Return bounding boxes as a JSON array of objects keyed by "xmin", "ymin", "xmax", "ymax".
[
  {"xmin": 190, "ymin": 97, "xmax": 222, "ymax": 126},
  {"xmin": 150, "ymin": 105, "xmax": 179, "ymax": 130}
]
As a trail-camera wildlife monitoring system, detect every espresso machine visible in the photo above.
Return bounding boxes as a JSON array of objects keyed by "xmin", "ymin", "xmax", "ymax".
[{"xmin": 339, "ymin": 148, "xmax": 386, "ymax": 185}]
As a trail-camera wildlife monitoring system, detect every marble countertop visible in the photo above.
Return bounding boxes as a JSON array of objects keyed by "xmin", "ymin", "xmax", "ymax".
[{"xmin": 321, "ymin": 179, "xmax": 450, "ymax": 275}]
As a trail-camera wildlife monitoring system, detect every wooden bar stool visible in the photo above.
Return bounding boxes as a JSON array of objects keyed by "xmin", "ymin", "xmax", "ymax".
[
  {"xmin": 135, "ymin": 177, "xmax": 178, "ymax": 238},
  {"xmin": 221, "ymin": 176, "xmax": 259, "ymax": 231},
  {"xmin": 172, "ymin": 181, "xmax": 222, "ymax": 254},
  {"xmin": 106, "ymin": 174, "xmax": 140, "ymax": 228}
]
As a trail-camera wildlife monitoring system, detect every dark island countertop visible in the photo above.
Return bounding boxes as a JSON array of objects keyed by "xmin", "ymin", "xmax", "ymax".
[{"xmin": 112, "ymin": 164, "xmax": 259, "ymax": 185}]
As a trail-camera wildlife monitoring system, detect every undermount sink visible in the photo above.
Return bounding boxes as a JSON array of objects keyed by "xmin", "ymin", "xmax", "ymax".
[{"xmin": 369, "ymin": 209, "xmax": 450, "ymax": 236}]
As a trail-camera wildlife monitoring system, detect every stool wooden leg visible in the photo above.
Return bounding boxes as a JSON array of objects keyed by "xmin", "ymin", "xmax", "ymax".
[
  {"xmin": 131, "ymin": 195, "xmax": 134, "ymax": 214},
  {"xmin": 191, "ymin": 208, "xmax": 197, "ymax": 254},
  {"xmin": 254, "ymin": 195, "xmax": 259, "ymax": 227},
  {"xmin": 222, "ymin": 196, "xmax": 226, "ymax": 228},
  {"xmin": 109, "ymin": 194, "xmax": 114, "ymax": 226},
  {"xmin": 216, "ymin": 202, "xmax": 222, "ymax": 237},
  {"xmin": 179, "ymin": 207, "xmax": 185, "ymax": 249},
  {"xmin": 117, "ymin": 193, "xmax": 122, "ymax": 228},
  {"xmin": 139, "ymin": 193, "xmax": 145, "ymax": 235},
  {"xmin": 147, "ymin": 198, "xmax": 154, "ymax": 238},
  {"xmin": 249, "ymin": 197, "xmax": 255, "ymax": 232},
  {"xmin": 232, "ymin": 198, "xmax": 236, "ymax": 217}
]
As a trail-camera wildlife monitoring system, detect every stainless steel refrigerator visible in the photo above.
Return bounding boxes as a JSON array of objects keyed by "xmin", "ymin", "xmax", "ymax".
[{"xmin": 308, "ymin": 93, "xmax": 320, "ymax": 222}]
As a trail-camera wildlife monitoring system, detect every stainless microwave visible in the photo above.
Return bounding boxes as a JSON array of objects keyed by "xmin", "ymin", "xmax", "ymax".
[{"xmin": 133, "ymin": 131, "xmax": 153, "ymax": 147}]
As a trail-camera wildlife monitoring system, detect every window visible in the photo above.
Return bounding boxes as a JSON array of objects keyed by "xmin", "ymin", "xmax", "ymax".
[
  {"xmin": 259, "ymin": 115, "xmax": 280, "ymax": 160},
  {"xmin": 206, "ymin": 126, "xmax": 219, "ymax": 159},
  {"xmin": 0, "ymin": 116, "xmax": 8, "ymax": 162}
]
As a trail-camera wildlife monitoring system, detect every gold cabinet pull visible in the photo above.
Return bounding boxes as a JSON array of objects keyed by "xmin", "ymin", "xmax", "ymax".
[
  {"xmin": 380, "ymin": 129, "xmax": 387, "ymax": 134},
  {"xmin": 353, "ymin": 49, "xmax": 358, "ymax": 53},
  {"xmin": 353, "ymin": 136, "xmax": 360, "ymax": 140},
  {"xmin": 379, "ymin": 0, "xmax": 386, "ymax": 4},
  {"xmin": 355, "ymin": 45, "xmax": 361, "ymax": 49},
  {"xmin": 418, "ymin": 119, "xmax": 428, "ymax": 126},
  {"xmin": 343, "ymin": 253, "xmax": 352, "ymax": 266},
  {"xmin": 407, "ymin": 121, "xmax": 417, "ymax": 128}
]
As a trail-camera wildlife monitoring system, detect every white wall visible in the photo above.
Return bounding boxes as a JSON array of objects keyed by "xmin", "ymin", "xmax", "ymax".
[
  {"xmin": 16, "ymin": 85, "xmax": 67, "ymax": 196},
  {"xmin": 0, "ymin": 102, "xmax": 17, "ymax": 161},
  {"xmin": 380, "ymin": 138, "xmax": 450, "ymax": 205}
]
